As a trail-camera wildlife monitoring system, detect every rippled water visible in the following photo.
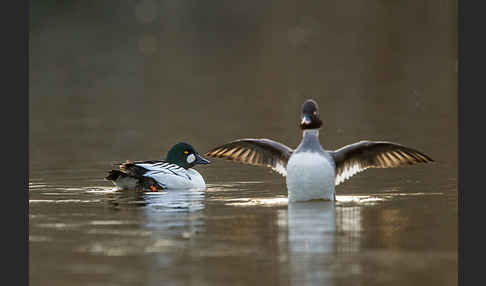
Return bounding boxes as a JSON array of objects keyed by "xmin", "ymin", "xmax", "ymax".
[
  {"xmin": 30, "ymin": 1, "xmax": 456, "ymax": 285},
  {"xmin": 30, "ymin": 158, "xmax": 457, "ymax": 286}
]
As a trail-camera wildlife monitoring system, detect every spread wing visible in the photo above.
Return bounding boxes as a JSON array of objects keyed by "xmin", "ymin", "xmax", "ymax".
[
  {"xmin": 204, "ymin": 138, "xmax": 294, "ymax": 176},
  {"xmin": 117, "ymin": 160, "xmax": 189, "ymax": 179},
  {"xmin": 330, "ymin": 141, "xmax": 434, "ymax": 185}
]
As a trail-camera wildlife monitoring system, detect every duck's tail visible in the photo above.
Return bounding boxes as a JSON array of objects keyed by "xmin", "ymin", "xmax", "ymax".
[
  {"xmin": 105, "ymin": 170, "xmax": 140, "ymax": 190},
  {"xmin": 105, "ymin": 170, "xmax": 163, "ymax": 191},
  {"xmin": 105, "ymin": 170, "xmax": 126, "ymax": 181}
]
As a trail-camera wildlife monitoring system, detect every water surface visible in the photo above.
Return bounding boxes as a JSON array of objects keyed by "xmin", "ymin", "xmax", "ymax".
[{"xmin": 29, "ymin": 158, "xmax": 457, "ymax": 286}]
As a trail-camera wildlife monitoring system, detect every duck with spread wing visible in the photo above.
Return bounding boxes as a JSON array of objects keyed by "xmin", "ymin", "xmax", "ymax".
[{"xmin": 204, "ymin": 99, "xmax": 433, "ymax": 202}]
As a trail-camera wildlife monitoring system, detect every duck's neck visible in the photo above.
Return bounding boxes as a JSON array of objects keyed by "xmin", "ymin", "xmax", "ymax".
[
  {"xmin": 303, "ymin": 129, "xmax": 319, "ymax": 138},
  {"xmin": 297, "ymin": 129, "xmax": 323, "ymax": 152}
]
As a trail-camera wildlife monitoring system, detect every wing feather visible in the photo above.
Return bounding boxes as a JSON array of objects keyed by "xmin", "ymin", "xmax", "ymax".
[
  {"xmin": 331, "ymin": 140, "xmax": 433, "ymax": 185},
  {"xmin": 204, "ymin": 138, "xmax": 294, "ymax": 176}
]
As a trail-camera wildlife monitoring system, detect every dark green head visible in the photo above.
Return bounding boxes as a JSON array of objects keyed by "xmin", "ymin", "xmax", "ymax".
[{"xmin": 165, "ymin": 142, "xmax": 210, "ymax": 169}]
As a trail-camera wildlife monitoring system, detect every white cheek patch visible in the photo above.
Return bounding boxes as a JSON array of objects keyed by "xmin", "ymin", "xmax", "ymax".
[{"xmin": 187, "ymin": 154, "xmax": 196, "ymax": 164}]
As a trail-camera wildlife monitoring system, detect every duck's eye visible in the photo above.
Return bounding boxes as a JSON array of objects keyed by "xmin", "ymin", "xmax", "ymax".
[{"xmin": 184, "ymin": 150, "xmax": 189, "ymax": 155}]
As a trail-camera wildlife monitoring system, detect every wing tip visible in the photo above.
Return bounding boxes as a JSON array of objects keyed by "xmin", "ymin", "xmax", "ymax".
[{"xmin": 411, "ymin": 150, "xmax": 434, "ymax": 164}]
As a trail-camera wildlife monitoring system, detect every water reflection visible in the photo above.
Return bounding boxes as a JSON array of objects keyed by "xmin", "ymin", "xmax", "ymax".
[
  {"xmin": 104, "ymin": 189, "xmax": 205, "ymax": 213},
  {"xmin": 279, "ymin": 201, "xmax": 336, "ymax": 285},
  {"xmin": 335, "ymin": 206, "xmax": 362, "ymax": 254},
  {"xmin": 277, "ymin": 199, "xmax": 369, "ymax": 285},
  {"xmin": 30, "ymin": 184, "xmax": 207, "ymax": 260},
  {"xmin": 286, "ymin": 201, "xmax": 336, "ymax": 253},
  {"xmin": 143, "ymin": 189, "xmax": 205, "ymax": 212}
]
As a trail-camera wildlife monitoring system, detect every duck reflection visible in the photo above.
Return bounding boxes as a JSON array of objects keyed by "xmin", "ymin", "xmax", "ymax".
[
  {"xmin": 69, "ymin": 188, "xmax": 208, "ymax": 284},
  {"xmin": 280, "ymin": 199, "xmax": 364, "ymax": 285},
  {"xmin": 277, "ymin": 201, "xmax": 336, "ymax": 285},
  {"xmin": 104, "ymin": 189, "xmax": 205, "ymax": 213},
  {"xmin": 287, "ymin": 201, "xmax": 336, "ymax": 254},
  {"xmin": 99, "ymin": 189, "xmax": 205, "ymax": 253}
]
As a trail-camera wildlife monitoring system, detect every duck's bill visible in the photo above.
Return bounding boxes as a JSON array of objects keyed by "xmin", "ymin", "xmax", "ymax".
[
  {"xmin": 195, "ymin": 153, "xmax": 211, "ymax": 164},
  {"xmin": 301, "ymin": 114, "xmax": 312, "ymax": 125}
]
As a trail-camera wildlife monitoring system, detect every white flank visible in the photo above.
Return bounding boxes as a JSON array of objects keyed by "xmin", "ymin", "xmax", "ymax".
[
  {"xmin": 144, "ymin": 168, "xmax": 206, "ymax": 190},
  {"xmin": 286, "ymin": 152, "xmax": 335, "ymax": 202}
]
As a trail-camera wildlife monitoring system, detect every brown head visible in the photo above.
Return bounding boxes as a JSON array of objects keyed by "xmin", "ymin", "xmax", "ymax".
[{"xmin": 300, "ymin": 99, "xmax": 322, "ymax": 130}]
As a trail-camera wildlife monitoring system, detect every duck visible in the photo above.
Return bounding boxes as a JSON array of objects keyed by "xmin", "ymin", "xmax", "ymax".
[
  {"xmin": 105, "ymin": 142, "xmax": 210, "ymax": 191},
  {"xmin": 204, "ymin": 99, "xmax": 433, "ymax": 202}
]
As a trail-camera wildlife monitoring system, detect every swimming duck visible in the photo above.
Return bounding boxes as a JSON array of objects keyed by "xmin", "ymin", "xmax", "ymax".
[
  {"xmin": 204, "ymin": 99, "xmax": 433, "ymax": 202},
  {"xmin": 105, "ymin": 142, "xmax": 210, "ymax": 191}
]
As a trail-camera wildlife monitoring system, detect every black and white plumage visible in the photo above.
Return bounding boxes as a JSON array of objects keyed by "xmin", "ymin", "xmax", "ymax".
[
  {"xmin": 106, "ymin": 160, "xmax": 205, "ymax": 191},
  {"xmin": 205, "ymin": 99, "xmax": 433, "ymax": 202},
  {"xmin": 105, "ymin": 143, "xmax": 210, "ymax": 191},
  {"xmin": 122, "ymin": 161, "xmax": 189, "ymax": 178}
]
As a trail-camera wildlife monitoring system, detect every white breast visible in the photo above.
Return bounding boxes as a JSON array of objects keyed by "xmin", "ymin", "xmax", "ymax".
[
  {"xmin": 285, "ymin": 152, "xmax": 335, "ymax": 202},
  {"xmin": 186, "ymin": 169, "xmax": 206, "ymax": 189}
]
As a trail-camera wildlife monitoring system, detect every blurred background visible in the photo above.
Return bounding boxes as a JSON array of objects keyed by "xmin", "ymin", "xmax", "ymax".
[
  {"xmin": 29, "ymin": 0, "xmax": 456, "ymax": 171},
  {"xmin": 29, "ymin": 1, "xmax": 457, "ymax": 285}
]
